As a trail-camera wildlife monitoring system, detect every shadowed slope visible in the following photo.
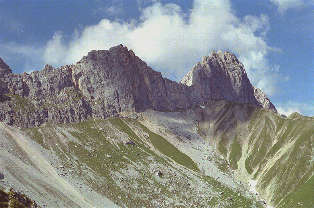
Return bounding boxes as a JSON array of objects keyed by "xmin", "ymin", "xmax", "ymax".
[{"xmin": 195, "ymin": 102, "xmax": 313, "ymax": 207}]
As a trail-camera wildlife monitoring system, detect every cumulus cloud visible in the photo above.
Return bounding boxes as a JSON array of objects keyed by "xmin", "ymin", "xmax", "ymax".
[
  {"xmin": 270, "ymin": 0, "xmax": 304, "ymax": 13},
  {"xmin": 43, "ymin": 32, "xmax": 67, "ymax": 66},
  {"xmin": 0, "ymin": 42, "xmax": 44, "ymax": 72},
  {"xmin": 277, "ymin": 101, "xmax": 314, "ymax": 116},
  {"xmin": 43, "ymin": 0, "xmax": 279, "ymax": 96}
]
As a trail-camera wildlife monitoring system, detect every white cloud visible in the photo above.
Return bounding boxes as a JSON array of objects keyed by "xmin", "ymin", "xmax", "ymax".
[
  {"xmin": 0, "ymin": 42, "xmax": 44, "ymax": 72},
  {"xmin": 270, "ymin": 0, "xmax": 304, "ymax": 13},
  {"xmin": 43, "ymin": 0, "xmax": 279, "ymax": 95},
  {"xmin": 277, "ymin": 101, "xmax": 314, "ymax": 116},
  {"xmin": 43, "ymin": 32, "xmax": 67, "ymax": 66}
]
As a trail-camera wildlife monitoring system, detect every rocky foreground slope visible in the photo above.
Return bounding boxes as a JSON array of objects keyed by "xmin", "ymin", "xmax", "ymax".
[
  {"xmin": 0, "ymin": 103, "xmax": 312, "ymax": 208},
  {"xmin": 0, "ymin": 115, "xmax": 264, "ymax": 208},
  {"xmin": 0, "ymin": 45, "xmax": 275, "ymax": 128},
  {"xmin": 0, "ymin": 45, "xmax": 312, "ymax": 208}
]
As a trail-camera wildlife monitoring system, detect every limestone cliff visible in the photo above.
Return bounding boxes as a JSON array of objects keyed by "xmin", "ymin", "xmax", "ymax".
[
  {"xmin": 0, "ymin": 45, "xmax": 276, "ymax": 128},
  {"xmin": 181, "ymin": 50, "xmax": 276, "ymax": 111}
]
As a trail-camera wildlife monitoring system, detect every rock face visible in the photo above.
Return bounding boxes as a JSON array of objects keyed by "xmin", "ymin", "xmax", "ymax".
[
  {"xmin": 253, "ymin": 87, "xmax": 276, "ymax": 111},
  {"xmin": 181, "ymin": 51, "xmax": 276, "ymax": 111},
  {"xmin": 0, "ymin": 57, "xmax": 12, "ymax": 75},
  {"xmin": 0, "ymin": 44, "xmax": 276, "ymax": 128}
]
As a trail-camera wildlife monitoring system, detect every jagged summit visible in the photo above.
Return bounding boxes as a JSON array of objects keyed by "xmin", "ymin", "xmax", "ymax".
[
  {"xmin": 181, "ymin": 50, "xmax": 246, "ymax": 87},
  {"xmin": 0, "ymin": 57, "xmax": 12, "ymax": 75},
  {"xmin": 181, "ymin": 50, "xmax": 247, "ymax": 87},
  {"xmin": 0, "ymin": 44, "xmax": 276, "ymax": 127},
  {"xmin": 181, "ymin": 50, "xmax": 276, "ymax": 112}
]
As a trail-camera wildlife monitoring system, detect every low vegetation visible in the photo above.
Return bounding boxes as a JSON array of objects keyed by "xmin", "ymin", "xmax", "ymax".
[
  {"xmin": 199, "ymin": 106, "xmax": 314, "ymax": 207},
  {"xmin": 23, "ymin": 117, "xmax": 262, "ymax": 207},
  {"xmin": 0, "ymin": 189, "xmax": 39, "ymax": 208}
]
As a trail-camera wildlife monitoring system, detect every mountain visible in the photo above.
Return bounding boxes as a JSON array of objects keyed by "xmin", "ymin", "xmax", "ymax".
[
  {"xmin": 180, "ymin": 51, "xmax": 276, "ymax": 111},
  {"xmin": 0, "ymin": 58, "xmax": 12, "ymax": 75},
  {"xmin": 0, "ymin": 44, "xmax": 275, "ymax": 128},
  {"xmin": 0, "ymin": 45, "xmax": 312, "ymax": 208}
]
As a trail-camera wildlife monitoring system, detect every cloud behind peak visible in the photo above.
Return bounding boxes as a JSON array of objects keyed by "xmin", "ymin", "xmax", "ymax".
[{"xmin": 43, "ymin": 0, "xmax": 279, "ymax": 96}]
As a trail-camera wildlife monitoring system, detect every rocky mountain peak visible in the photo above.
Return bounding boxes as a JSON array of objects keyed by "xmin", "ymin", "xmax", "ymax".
[
  {"xmin": 0, "ymin": 57, "xmax": 12, "ymax": 75},
  {"xmin": 79, "ymin": 44, "xmax": 139, "ymax": 66},
  {"xmin": 181, "ymin": 50, "xmax": 276, "ymax": 112},
  {"xmin": 253, "ymin": 87, "xmax": 276, "ymax": 111},
  {"xmin": 0, "ymin": 45, "xmax": 276, "ymax": 128},
  {"xmin": 182, "ymin": 50, "xmax": 245, "ymax": 86},
  {"xmin": 43, "ymin": 64, "xmax": 54, "ymax": 72}
]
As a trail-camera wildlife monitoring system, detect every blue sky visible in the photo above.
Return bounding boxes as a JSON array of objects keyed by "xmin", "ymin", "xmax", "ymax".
[{"xmin": 0, "ymin": 0, "xmax": 313, "ymax": 116}]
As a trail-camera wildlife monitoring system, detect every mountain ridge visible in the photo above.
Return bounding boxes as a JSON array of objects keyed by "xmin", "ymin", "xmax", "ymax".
[
  {"xmin": 0, "ymin": 44, "xmax": 276, "ymax": 128},
  {"xmin": 0, "ymin": 45, "xmax": 312, "ymax": 208}
]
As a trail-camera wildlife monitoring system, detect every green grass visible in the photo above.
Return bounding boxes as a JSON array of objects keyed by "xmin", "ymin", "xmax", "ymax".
[
  {"xmin": 277, "ymin": 175, "xmax": 314, "ymax": 208},
  {"xmin": 257, "ymin": 119, "xmax": 313, "ymax": 205},
  {"xmin": 196, "ymin": 103, "xmax": 313, "ymax": 207},
  {"xmin": 24, "ymin": 128, "xmax": 48, "ymax": 149},
  {"xmin": 204, "ymin": 176, "xmax": 263, "ymax": 208},
  {"xmin": 67, "ymin": 119, "xmax": 194, "ymax": 207},
  {"xmin": 67, "ymin": 120, "xmax": 161, "ymax": 207},
  {"xmin": 246, "ymin": 117, "xmax": 272, "ymax": 174},
  {"xmin": 242, "ymin": 110, "xmax": 314, "ymax": 207},
  {"xmin": 228, "ymin": 137, "xmax": 242, "ymax": 169},
  {"xmin": 23, "ymin": 116, "xmax": 277, "ymax": 207},
  {"xmin": 25, "ymin": 119, "xmax": 182, "ymax": 207},
  {"xmin": 218, "ymin": 135, "xmax": 228, "ymax": 157},
  {"xmin": 108, "ymin": 118, "xmax": 144, "ymax": 145},
  {"xmin": 133, "ymin": 120, "xmax": 199, "ymax": 172}
]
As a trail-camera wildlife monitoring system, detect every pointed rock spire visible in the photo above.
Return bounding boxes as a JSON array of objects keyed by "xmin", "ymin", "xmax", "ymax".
[
  {"xmin": 0, "ymin": 57, "xmax": 12, "ymax": 75},
  {"xmin": 181, "ymin": 50, "xmax": 277, "ymax": 112}
]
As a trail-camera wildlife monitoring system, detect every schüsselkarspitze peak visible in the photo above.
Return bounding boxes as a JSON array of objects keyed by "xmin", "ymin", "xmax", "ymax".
[{"xmin": 0, "ymin": 44, "xmax": 276, "ymax": 128}]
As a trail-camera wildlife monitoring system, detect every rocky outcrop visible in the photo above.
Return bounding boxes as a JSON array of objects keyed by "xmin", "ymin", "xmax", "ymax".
[
  {"xmin": 181, "ymin": 50, "xmax": 277, "ymax": 112},
  {"xmin": 73, "ymin": 45, "xmax": 191, "ymax": 113},
  {"xmin": 253, "ymin": 87, "xmax": 276, "ymax": 111},
  {"xmin": 0, "ymin": 57, "xmax": 12, "ymax": 75},
  {"xmin": 0, "ymin": 44, "xmax": 276, "ymax": 128},
  {"xmin": 0, "ymin": 188, "xmax": 40, "ymax": 208}
]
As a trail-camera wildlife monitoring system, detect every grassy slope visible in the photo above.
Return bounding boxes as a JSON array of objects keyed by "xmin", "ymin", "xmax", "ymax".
[
  {"xmin": 24, "ymin": 117, "xmax": 261, "ymax": 208},
  {"xmin": 200, "ymin": 103, "xmax": 314, "ymax": 207},
  {"xmin": 134, "ymin": 121, "xmax": 199, "ymax": 172},
  {"xmin": 247, "ymin": 110, "xmax": 313, "ymax": 207},
  {"xmin": 277, "ymin": 175, "xmax": 314, "ymax": 208}
]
